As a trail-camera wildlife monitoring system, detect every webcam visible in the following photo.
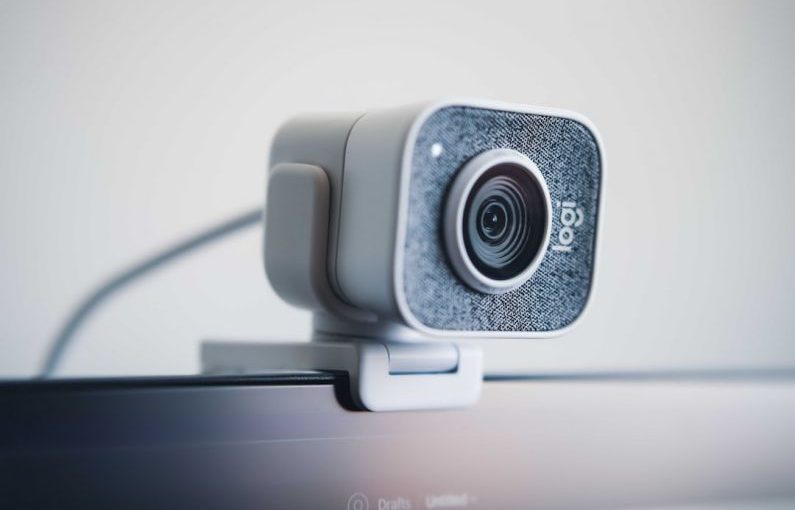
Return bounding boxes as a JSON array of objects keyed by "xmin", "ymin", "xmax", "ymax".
[{"xmin": 203, "ymin": 99, "xmax": 604, "ymax": 411}]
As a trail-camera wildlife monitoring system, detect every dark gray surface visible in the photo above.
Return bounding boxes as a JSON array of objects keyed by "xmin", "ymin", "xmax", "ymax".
[{"xmin": 2, "ymin": 375, "xmax": 794, "ymax": 509}]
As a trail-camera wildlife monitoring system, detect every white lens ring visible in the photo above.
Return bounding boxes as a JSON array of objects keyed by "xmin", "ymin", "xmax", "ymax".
[{"xmin": 444, "ymin": 148, "xmax": 552, "ymax": 294}]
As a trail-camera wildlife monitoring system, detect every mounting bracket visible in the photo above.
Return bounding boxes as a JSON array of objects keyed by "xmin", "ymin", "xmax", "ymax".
[{"xmin": 201, "ymin": 340, "xmax": 483, "ymax": 412}]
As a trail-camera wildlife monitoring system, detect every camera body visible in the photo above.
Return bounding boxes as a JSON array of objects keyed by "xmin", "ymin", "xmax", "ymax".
[
  {"xmin": 205, "ymin": 99, "xmax": 603, "ymax": 410},
  {"xmin": 265, "ymin": 99, "xmax": 603, "ymax": 343}
]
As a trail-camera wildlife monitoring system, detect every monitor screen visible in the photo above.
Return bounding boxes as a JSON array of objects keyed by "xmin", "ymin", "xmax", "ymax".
[{"xmin": 2, "ymin": 374, "xmax": 794, "ymax": 509}]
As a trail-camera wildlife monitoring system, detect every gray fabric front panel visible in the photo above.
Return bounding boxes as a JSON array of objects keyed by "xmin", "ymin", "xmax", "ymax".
[{"xmin": 403, "ymin": 106, "xmax": 601, "ymax": 332}]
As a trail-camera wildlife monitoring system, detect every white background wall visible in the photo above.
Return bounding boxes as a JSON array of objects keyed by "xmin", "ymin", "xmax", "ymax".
[{"xmin": 1, "ymin": 0, "xmax": 793, "ymax": 378}]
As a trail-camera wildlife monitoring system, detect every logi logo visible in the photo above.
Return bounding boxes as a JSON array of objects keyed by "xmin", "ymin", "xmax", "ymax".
[{"xmin": 551, "ymin": 200, "xmax": 584, "ymax": 253}]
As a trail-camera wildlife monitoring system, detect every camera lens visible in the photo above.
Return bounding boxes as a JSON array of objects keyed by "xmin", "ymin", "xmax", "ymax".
[
  {"xmin": 444, "ymin": 149, "xmax": 551, "ymax": 293},
  {"xmin": 463, "ymin": 163, "xmax": 548, "ymax": 280}
]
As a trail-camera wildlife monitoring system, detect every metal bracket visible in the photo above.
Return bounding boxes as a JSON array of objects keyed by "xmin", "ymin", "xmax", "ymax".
[{"xmin": 201, "ymin": 340, "xmax": 483, "ymax": 412}]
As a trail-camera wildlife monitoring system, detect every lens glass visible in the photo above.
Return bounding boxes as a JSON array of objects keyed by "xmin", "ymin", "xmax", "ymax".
[{"xmin": 462, "ymin": 163, "xmax": 548, "ymax": 281}]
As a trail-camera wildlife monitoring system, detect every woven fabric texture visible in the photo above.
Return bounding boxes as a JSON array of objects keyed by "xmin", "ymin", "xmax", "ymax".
[{"xmin": 403, "ymin": 106, "xmax": 601, "ymax": 332}]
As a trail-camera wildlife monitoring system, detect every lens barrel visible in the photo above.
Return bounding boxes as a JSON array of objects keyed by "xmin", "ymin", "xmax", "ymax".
[{"xmin": 444, "ymin": 149, "xmax": 551, "ymax": 293}]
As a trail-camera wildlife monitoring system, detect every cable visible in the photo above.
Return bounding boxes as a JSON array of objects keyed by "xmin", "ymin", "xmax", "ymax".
[{"xmin": 39, "ymin": 207, "xmax": 263, "ymax": 378}]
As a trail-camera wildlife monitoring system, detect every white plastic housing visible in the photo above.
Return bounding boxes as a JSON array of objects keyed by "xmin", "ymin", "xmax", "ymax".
[{"xmin": 265, "ymin": 99, "xmax": 604, "ymax": 343}]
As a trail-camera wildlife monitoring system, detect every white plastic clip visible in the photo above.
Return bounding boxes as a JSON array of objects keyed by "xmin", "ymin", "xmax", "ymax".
[{"xmin": 201, "ymin": 340, "xmax": 483, "ymax": 411}]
